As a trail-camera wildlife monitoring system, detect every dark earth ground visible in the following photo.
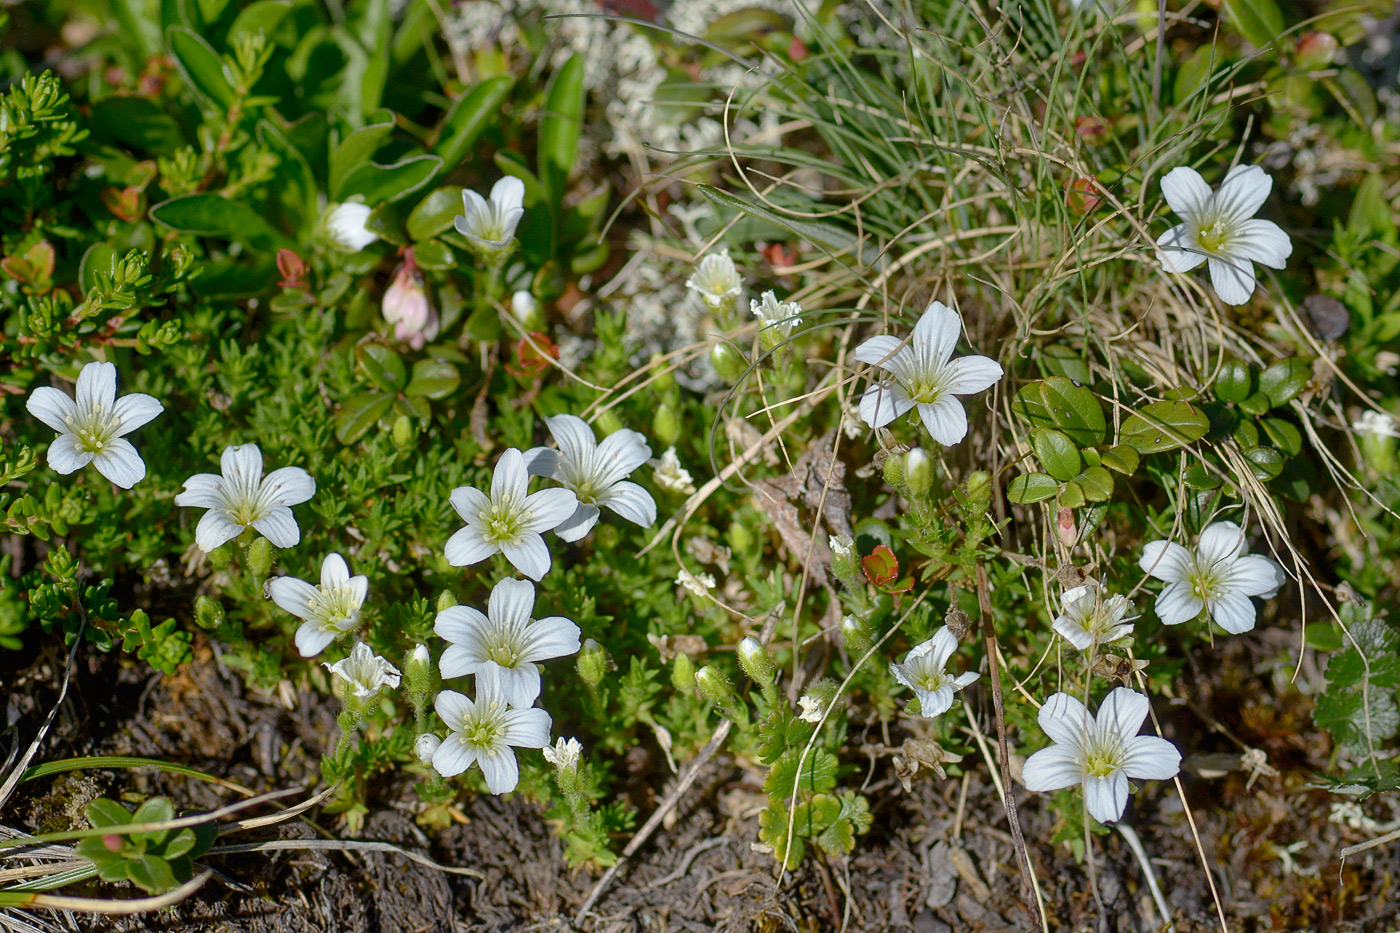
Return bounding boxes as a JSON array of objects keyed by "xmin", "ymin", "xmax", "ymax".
[{"xmin": 4, "ymin": 626, "xmax": 1400, "ymax": 933}]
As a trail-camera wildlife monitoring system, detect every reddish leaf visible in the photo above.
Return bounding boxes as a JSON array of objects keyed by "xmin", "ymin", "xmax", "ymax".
[
  {"xmin": 277, "ymin": 249, "xmax": 308, "ymax": 289},
  {"xmin": 505, "ymin": 332, "xmax": 559, "ymax": 378},
  {"xmin": 861, "ymin": 544, "xmax": 899, "ymax": 586}
]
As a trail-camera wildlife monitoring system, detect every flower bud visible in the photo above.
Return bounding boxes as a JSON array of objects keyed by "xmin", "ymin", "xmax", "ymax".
[
  {"xmin": 404, "ymin": 644, "xmax": 434, "ymax": 697},
  {"xmin": 737, "ymin": 637, "xmax": 776, "ymax": 688},
  {"xmin": 391, "ymin": 414, "xmax": 416, "ymax": 448},
  {"xmin": 1294, "ymin": 31, "xmax": 1338, "ymax": 70},
  {"xmin": 195, "ymin": 595, "xmax": 224, "ymax": 631},
  {"xmin": 882, "ymin": 451, "xmax": 906, "ymax": 487},
  {"xmin": 383, "ymin": 264, "xmax": 439, "ymax": 351},
  {"xmin": 436, "ymin": 590, "xmax": 458, "ymax": 612},
  {"xmin": 510, "ymin": 290, "xmax": 543, "ymax": 330},
  {"xmin": 904, "ymin": 447, "xmax": 933, "ymax": 496},
  {"xmin": 829, "ymin": 533, "xmax": 858, "ymax": 584},
  {"xmin": 652, "ymin": 403, "xmax": 681, "ymax": 448},
  {"xmin": 695, "ymin": 665, "xmax": 734, "ymax": 705},
  {"xmin": 325, "ymin": 201, "xmax": 379, "ymax": 252},
  {"xmin": 840, "ymin": 614, "xmax": 873, "ymax": 655},
  {"xmin": 650, "ymin": 352, "xmax": 676, "ymax": 392},
  {"xmin": 671, "ymin": 652, "xmax": 696, "ymax": 691},
  {"xmin": 797, "ymin": 678, "xmax": 839, "ymax": 723},
  {"xmin": 577, "ymin": 638, "xmax": 608, "ymax": 688},
  {"xmin": 414, "ymin": 733, "xmax": 441, "ymax": 765},
  {"xmin": 710, "ymin": 342, "xmax": 748, "ymax": 382},
  {"xmin": 958, "ymin": 470, "xmax": 992, "ymax": 518},
  {"xmin": 595, "ymin": 409, "xmax": 624, "ymax": 437},
  {"xmin": 245, "ymin": 536, "xmax": 274, "ymax": 577}
]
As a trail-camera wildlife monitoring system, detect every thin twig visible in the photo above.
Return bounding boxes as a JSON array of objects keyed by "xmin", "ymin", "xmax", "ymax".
[{"xmin": 1116, "ymin": 823, "xmax": 1175, "ymax": 933}]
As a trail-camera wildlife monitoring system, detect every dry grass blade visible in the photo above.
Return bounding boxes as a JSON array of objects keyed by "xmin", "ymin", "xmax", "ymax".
[
  {"xmin": 0, "ymin": 871, "xmax": 210, "ymax": 914},
  {"xmin": 206, "ymin": 839, "xmax": 483, "ymax": 878}
]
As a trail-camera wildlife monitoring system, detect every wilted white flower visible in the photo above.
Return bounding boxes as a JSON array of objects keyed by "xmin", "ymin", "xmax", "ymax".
[
  {"xmin": 26, "ymin": 361, "xmax": 163, "ymax": 489},
  {"xmin": 1021, "ymin": 687, "xmax": 1181, "ymax": 823},
  {"xmin": 652, "ymin": 446, "xmax": 696, "ymax": 494},
  {"xmin": 685, "ymin": 249, "xmax": 742, "ymax": 310},
  {"xmin": 829, "ymin": 534, "xmax": 853, "ymax": 561},
  {"xmin": 854, "ymin": 300, "xmax": 1004, "ymax": 445},
  {"xmin": 797, "ymin": 693, "xmax": 826, "ymax": 724},
  {"xmin": 1156, "ymin": 165, "xmax": 1293, "ymax": 306},
  {"xmin": 454, "ymin": 176, "xmax": 526, "ymax": 256},
  {"xmin": 677, "ymin": 568, "xmax": 716, "ymax": 598},
  {"xmin": 750, "ymin": 290, "xmax": 802, "ymax": 340},
  {"xmin": 269, "ymin": 553, "xmax": 369, "ymax": 658},
  {"xmin": 890, "ymin": 626, "xmax": 979, "ymax": 718},
  {"xmin": 432, "ymin": 669, "xmax": 552, "ymax": 794},
  {"xmin": 1353, "ymin": 410, "xmax": 1400, "ymax": 438},
  {"xmin": 435, "ymin": 578, "xmax": 581, "ymax": 708},
  {"xmin": 1139, "ymin": 520, "xmax": 1286, "ymax": 634},
  {"xmin": 542, "ymin": 736, "xmax": 583, "ymax": 772},
  {"xmin": 383, "ymin": 264, "xmax": 438, "ymax": 350},
  {"xmin": 174, "ymin": 444, "xmax": 316, "ymax": 552},
  {"xmin": 325, "ymin": 201, "xmax": 378, "ymax": 251},
  {"xmin": 1052, "ymin": 581, "xmax": 1136, "ymax": 652},
  {"xmin": 523, "ymin": 414, "xmax": 656, "ymax": 542},
  {"xmin": 444, "ymin": 448, "xmax": 578, "ymax": 581},
  {"xmin": 415, "ymin": 733, "xmax": 441, "ymax": 765},
  {"xmin": 324, "ymin": 641, "xmax": 401, "ymax": 700}
]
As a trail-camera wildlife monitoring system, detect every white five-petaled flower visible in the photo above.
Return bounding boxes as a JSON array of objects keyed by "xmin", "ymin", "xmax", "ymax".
[
  {"xmin": 324, "ymin": 641, "xmax": 401, "ymax": 700},
  {"xmin": 269, "ymin": 553, "xmax": 369, "ymax": 658},
  {"xmin": 542, "ymin": 736, "xmax": 582, "ymax": 772},
  {"xmin": 1021, "ymin": 687, "xmax": 1181, "ymax": 824},
  {"xmin": 324, "ymin": 201, "xmax": 378, "ymax": 252},
  {"xmin": 454, "ymin": 176, "xmax": 526, "ymax": 256},
  {"xmin": 1353, "ymin": 410, "xmax": 1400, "ymax": 438},
  {"xmin": 523, "ymin": 414, "xmax": 656, "ymax": 542},
  {"xmin": 1052, "ymin": 581, "xmax": 1136, "ymax": 652},
  {"xmin": 750, "ymin": 290, "xmax": 802, "ymax": 338},
  {"xmin": 1139, "ymin": 520, "xmax": 1286, "ymax": 634},
  {"xmin": 685, "ymin": 249, "xmax": 743, "ymax": 310},
  {"xmin": 174, "ymin": 445, "xmax": 316, "ymax": 552},
  {"xmin": 854, "ymin": 300, "xmax": 1004, "ymax": 445},
  {"xmin": 432, "ymin": 668, "xmax": 552, "ymax": 793},
  {"xmin": 444, "ymin": 448, "xmax": 578, "ymax": 581},
  {"xmin": 1156, "ymin": 165, "xmax": 1293, "ymax": 306},
  {"xmin": 435, "ymin": 577, "xmax": 581, "ymax": 708},
  {"xmin": 26, "ymin": 361, "xmax": 163, "ymax": 489},
  {"xmin": 889, "ymin": 626, "xmax": 980, "ymax": 719},
  {"xmin": 797, "ymin": 694, "xmax": 826, "ymax": 724}
]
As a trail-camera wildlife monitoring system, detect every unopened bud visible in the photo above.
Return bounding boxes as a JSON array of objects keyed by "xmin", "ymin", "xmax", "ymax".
[
  {"xmin": 245, "ymin": 537, "xmax": 274, "ymax": 577},
  {"xmin": 383, "ymin": 263, "xmax": 439, "ymax": 351},
  {"xmin": 737, "ymin": 637, "xmax": 776, "ymax": 688},
  {"xmin": 695, "ymin": 665, "xmax": 734, "ymax": 705},
  {"xmin": 577, "ymin": 638, "xmax": 608, "ymax": 688},
  {"xmin": 905, "ymin": 447, "xmax": 933, "ymax": 496},
  {"xmin": 510, "ymin": 290, "xmax": 543, "ymax": 330},
  {"xmin": 958, "ymin": 470, "xmax": 992, "ymax": 518},
  {"xmin": 653, "ymin": 403, "xmax": 681, "ymax": 448},
  {"xmin": 710, "ymin": 342, "xmax": 747, "ymax": 382},
  {"xmin": 1294, "ymin": 31, "xmax": 1338, "ymax": 69},
  {"xmin": 392, "ymin": 414, "xmax": 415, "ymax": 448},
  {"xmin": 840, "ymin": 614, "xmax": 873, "ymax": 655},
  {"xmin": 882, "ymin": 450, "xmax": 906, "ymax": 486},
  {"xmin": 829, "ymin": 533, "xmax": 858, "ymax": 584},
  {"xmin": 672, "ymin": 652, "xmax": 696, "ymax": 691},
  {"xmin": 195, "ymin": 595, "xmax": 224, "ymax": 631},
  {"xmin": 404, "ymin": 644, "xmax": 434, "ymax": 696},
  {"xmin": 414, "ymin": 733, "xmax": 441, "ymax": 765}
]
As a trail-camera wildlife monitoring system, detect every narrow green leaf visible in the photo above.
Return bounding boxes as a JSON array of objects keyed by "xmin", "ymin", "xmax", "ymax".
[
  {"xmin": 166, "ymin": 26, "xmax": 236, "ymax": 110},
  {"xmin": 433, "ymin": 75, "xmax": 514, "ymax": 173},
  {"xmin": 339, "ymin": 154, "xmax": 443, "ymax": 206},
  {"xmin": 538, "ymin": 54, "xmax": 586, "ymax": 206},
  {"xmin": 357, "ymin": 344, "xmax": 406, "ymax": 392},
  {"xmin": 256, "ymin": 120, "xmax": 318, "ymax": 229},
  {"xmin": 697, "ymin": 184, "xmax": 874, "ymax": 266},
  {"xmin": 1118, "ymin": 401, "xmax": 1210, "ymax": 454},
  {"xmin": 229, "ymin": 0, "xmax": 294, "ymax": 40},
  {"xmin": 329, "ymin": 114, "xmax": 396, "ymax": 200},
  {"xmin": 149, "ymin": 194, "xmax": 283, "ymax": 246}
]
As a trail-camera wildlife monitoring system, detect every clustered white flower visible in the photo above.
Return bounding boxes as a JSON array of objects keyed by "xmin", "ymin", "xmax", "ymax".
[
  {"xmin": 27, "ymin": 361, "xmax": 163, "ymax": 488},
  {"xmin": 444, "ymin": 447, "xmax": 578, "ymax": 581},
  {"xmin": 523, "ymin": 415, "xmax": 656, "ymax": 542},
  {"xmin": 686, "ymin": 249, "xmax": 743, "ymax": 311},
  {"xmin": 889, "ymin": 626, "xmax": 980, "ymax": 719},
  {"xmin": 1052, "ymin": 581, "xmax": 1136, "ymax": 652},
  {"xmin": 269, "ymin": 553, "xmax": 369, "ymax": 658},
  {"xmin": 174, "ymin": 444, "xmax": 316, "ymax": 552},
  {"xmin": 1139, "ymin": 520, "xmax": 1286, "ymax": 634}
]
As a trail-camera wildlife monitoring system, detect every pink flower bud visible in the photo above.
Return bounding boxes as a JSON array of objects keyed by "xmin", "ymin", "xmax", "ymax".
[{"xmin": 383, "ymin": 265, "xmax": 439, "ymax": 350}]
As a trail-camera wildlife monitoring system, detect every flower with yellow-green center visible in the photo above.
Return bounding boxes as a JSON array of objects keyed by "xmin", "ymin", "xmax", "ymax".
[
  {"xmin": 269, "ymin": 553, "xmax": 369, "ymax": 658},
  {"xmin": 1139, "ymin": 520, "xmax": 1286, "ymax": 634},
  {"xmin": 685, "ymin": 249, "xmax": 742, "ymax": 311},
  {"xmin": 174, "ymin": 444, "xmax": 316, "ymax": 552},
  {"xmin": 1022, "ymin": 688, "xmax": 1181, "ymax": 823},
  {"xmin": 1156, "ymin": 165, "xmax": 1292, "ymax": 306},
  {"xmin": 1052, "ymin": 581, "xmax": 1136, "ymax": 652},
  {"xmin": 523, "ymin": 414, "xmax": 655, "ymax": 542},
  {"xmin": 454, "ymin": 177, "xmax": 525, "ymax": 258},
  {"xmin": 432, "ymin": 668, "xmax": 552, "ymax": 794},
  {"xmin": 444, "ymin": 448, "xmax": 578, "ymax": 581},
  {"xmin": 889, "ymin": 626, "xmax": 979, "ymax": 719},
  {"xmin": 434, "ymin": 578, "xmax": 581, "ymax": 708},
  {"xmin": 26, "ymin": 361, "xmax": 163, "ymax": 488},
  {"xmin": 324, "ymin": 641, "xmax": 401, "ymax": 700}
]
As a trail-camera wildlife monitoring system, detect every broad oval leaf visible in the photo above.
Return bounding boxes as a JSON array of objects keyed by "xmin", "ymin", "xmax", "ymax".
[
  {"xmin": 149, "ymin": 194, "xmax": 282, "ymax": 246},
  {"xmin": 1077, "ymin": 466, "xmax": 1114, "ymax": 502},
  {"xmin": 1243, "ymin": 445, "xmax": 1285, "ymax": 481},
  {"xmin": 1012, "ymin": 376, "xmax": 1106, "ymax": 447},
  {"xmin": 1100, "ymin": 444, "xmax": 1140, "ymax": 475},
  {"xmin": 329, "ymin": 114, "xmax": 396, "ymax": 200},
  {"xmin": 89, "ymin": 97, "xmax": 186, "ymax": 155},
  {"xmin": 1007, "ymin": 472, "xmax": 1060, "ymax": 504},
  {"xmin": 404, "ymin": 358, "xmax": 460, "ymax": 399},
  {"xmin": 335, "ymin": 392, "xmax": 394, "ymax": 444},
  {"xmin": 406, "ymin": 186, "xmax": 464, "ymax": 242},
  {"xmin": 1213, "ymin": 359, "xmax": 1253, "ymax": 404},
  {"xmin": 1259, "ymin": 357, "xmax": 1311, "ymax": 409},
  {"xmin": 1032, "ymin": 428, "xmax": 1081, "ymax": 482},
  {"xmin": 1118, "ymin": 400, "xmax": 1210, "ymax": 454},
  {"xmin": 357, "ymin": 343, "xmax": 406, "ymax": 392},
  {"xmin": 339, "ymin": 154, "xmax": 443, "ymax": 207},
  {"xmin": 166, "ymin": 26, "xmax": 236, "ymax": 110},
  {"xmin": 411, "ymin": 237, "xmax": 455, "ymax": 271}
]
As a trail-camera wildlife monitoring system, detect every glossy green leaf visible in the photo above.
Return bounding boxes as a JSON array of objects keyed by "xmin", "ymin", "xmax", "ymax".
[
  {"xmin": 339, "ymin": 154, "xmax": 443, "ymax": 207},
  {"xmin": 1223, "ymin": 0, "xmax": 1284, "ymax": 48},
  {"xmin": 1007, "ymin": 472, "xmax": 1059, "ymax": 504},
  {"xmin": 1259, "ymin": 357, "xmax": 1311, "ymax": 409},
  {"xmin": 411, "ymin": 238, "xmax": 455, "ymax": 270},
  {"xmin": 1100, "ymin": 444, "xmax": 1140, "ymax": 475},
  {"xmin": 433, "ymin": 75, "xmax": 514, "ymax": 173},
  {"xmin": 1032, "ymin": 428, "xmax": 1081, "ymax": 482},
  {"xmin": 329, "ymin": 113, "xmax": 395, "ymax": 200},
  {"xmin": 405, "ymin": 187, "xmax": 463, "ymax": 242},
  {"xmin": 357, "ymin": 343, "xmax": 406, "ymax": 392},
  {"xmin": 1243, "ymin": 446, "xmax": 1285, "ymax": 481},
  {"xmin": 86, "ymin": 798, "xmax": 134, "ymax": 828},
  {"xmin": 149, "ymin": 194, "xmax": 283, "ymax": 246},
  {"xmin": 257, "ymin": 120, "xmax": 318, "ymax": 228},
  {"xmin": 89, "ymin": 97, "xmax": 186, "ymax": 155},
  {"xmin": 1183, "ymin": 463, "xmax": 1222, "ymax": 489},
  {"xmin": 404, "ymin": 358, "xmax": 460, "ymax": 399},
  {"xmin": 539, "ymin": 54, "xmax": 586, "ymax": 206},
  {"xmin": 132, "ymin": 795, "xmax": 176, "ymax": 827},
  {"xmin": 1213, "ymin": 360, "xmax": 1253, "ymax": 404},
  {"xmin": 335, "ymin": 392, "xmax": 394, "ymax": 444},
  {"xmin": 1077, "ymin": 466, "xmax": 1114, "ymax": 502},
  {"xmin": 79, "ymin": 244, "xmax": 117, "ymax": 294},
  {"xmin": 166, "ymin": 26, "xmax": 236, "ymax": 109},
  {"xmin": 1118, "ymin": 401, "xmax": 1210, "ymax": 454},
  {"xmin": 229, "ymin": 0, "xmax": 294, "ymax": 40},
  {"xmin": 1012, "ymin": 376, "xmax": 1106, "ymax": 447},
  {"xmin": 1058, "ymin": 481, "xmax": 1085, "ymax": 509},
  {"xmin": 1262, "ymin": 417, "xmax": 1303, "ymax": 456}
]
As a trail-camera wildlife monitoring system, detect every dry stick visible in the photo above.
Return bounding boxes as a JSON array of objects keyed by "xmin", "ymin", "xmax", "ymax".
[
  {"xmin": 573, "ymin": 719, "xmax": 733, "ymax": 926},
  {"xmin": 976, "ymin": 563, "xmax": 1037, "ymax": 929}
]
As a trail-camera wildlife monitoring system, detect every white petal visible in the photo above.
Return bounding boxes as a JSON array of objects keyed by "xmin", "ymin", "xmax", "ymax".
[
  {"xmin": 432, "ymin": 734, "xmax": 478, "ymax": 778},
  {"xmin": 476, "ymin": 749, "xmax": 520, "ymax": 794},
  {"xmin": 252, "ymin": 507, "xmax": 301, "ymax": 548},
  {"xmin": 1021, "ymin": 745, "xmax": 1082, "ymax": 792},
  {"xmin": 595, "ymin": 429, "xmax": 653, "ymax": 484},
  {"xmin": 262, "ymin": 467, "xmax": 316, "ymax": 507},
  {"xmin": 1053, "ymin": 616, "xmax": 1095, "ymax": 651},
  {"xmin": 498, "ymin": 664, "xmax": 542, "ymax": 708},
  {"xmin": 927, "ymin": 626, "xmax": 958, "ymax": 668},
  {"xmin": 434, "ymin": 689, "xmax": 474, "ymax": 732},
  {"xmin": 1121, "ymin": 736, "xmax": 1182, "ymax": 781},
  {"xmin": 1159, "ymin": 166, "xmax": 1213, "ymax": 219},
  {"xmin": 918, "ymin": 398, "xmax": 969, "ymax": 446},
  {"xmin": 502, "ymin": 707, "xmax": 553, "ymax": 747},
  {"xmin": 46, "ymin": 434, "xmax": 92, "ymax": 474},
  {"xmin": 26, "ymin": 386, "xmax": 76, "ymax": 433},
  {"xmin": 269, "ymin": 576, "xmax": 319, "ymax": 619},
  {"xmin": 489, "ymin": 578, "xmax": 536, "ymax": 628},
  {"xmin": 76, "ymin": 361, "xmax": 117, "ymax": 413},
  {"xmin": 553, "ymin": 504, "xmax": 599, "ymax": 542},
  {"xmin": 320, "ymin": 553, "xmax": 350, "ymax": 589},
  {"xmin": 490, "ymin": 175, "xmax": 526, "ymax": 215},
  {"xmin": 1155, "ymin": 581, "xmax": 1204, "ymax": 626},
  {"xmin": 175, "ymin": 474, "xmax": 225, "ymax": 508},
  {"xmin": 195, "ymin": 509, "xmax": 245, "ymax": 552},
  {"xmin": 1197, "ymin": 521, "xmax": 1245, "ymax": 565},
  {"xmin": 1156, "ymin": 226, "xmax": 1207, "ymax": 272},
  {"xmin": 523, "ymin": 487, "xmax": 580, "ymax": 532},
  {"xmin": 491, "ymin": 448, "xmax": 529, "ymax": 502},
  {"xmin": 852, "ymin": 335, "xmax": 907, "ymax": 372},
  {"xmin": 500, "ymin": 534, "xmax": 551, "ymax": 581},
  {"xmin": 1098, "ymin": 687, "xmax": 1150, "ymax": 741},
  {"xmin": 544, "ymin": 414, "xmax": 597, "ymax": 467},
  {"xmin": 1209, "ymin": 591, "xmax": 1257, "ymax": 634},
  {"xmin": 521, "ymin": 446, "xmax": 559, "ymax": 478},
  {"xmin": 222, "ymin": 444, "xmax": 264, "ymax": 481},
  {"xmin": 943, "ymin": 356, "xmax": 1003, "ymax": 395},
  {"xmin": 437, "ymin": 644, "xmax": 483, "ymax": 680},
  {"xmin": 434, "ymin": 605, "xmax": 490, "ymax": 644},
  {"xmin": 1207, "ymin": 256, "xmax": 1257, "ymax": 306},
  {"xmin": 111, "ymin": 393, "xmax": 163, "ymax": 435},
  {"xmin": 917, "ymin": 684, "xmax": 956, "ymax": 718},
  {"xmin": 911, "ymin": 301, "xmax": 962, "ymax": 370},
  {"xmin": 1084, "ymin": 772, "xmax": 1129, "ymax": 823},
  {"xmin": 295, "ymin": 623, "xmax": 339, "ymax": 658},
  {"xmin": 1231, "ymin": 554, "xmax": 1285, "ymax": 598},
  {"xmin": 1231, "ymin": 219, "xmax": 1292, "ymax": 270},
  {"xmin": 1038, "ymin": 692, "xmax": 1091, "ymax": 751},
  {"xmin": 603, "ymin": 481, "xmax": 656, "ymax": 528},
  {"xmin": 858, "ymin": 382, "xmax": 913, "ymax": 429},
  {"xmin": 523, "ymin": 615, "xmax": 581, "ymax": 661},
  {"xmin": 1139, "ymin": 540, "xmax": 1191, "ymax": 582},
  {"xmin": 449, "ymin": 485, "xmax": 490, "ymax": 522},
  {"xmin": 1214, "ymin": 164, "xmax": 1271, "ymax": 225},
  {"xmin": 444, "ymin": 526, "xmax": 497, "ymax": 566},
  {"xmin": 953, "ymin": 671, "xmax": 980, "ymax": 688}
]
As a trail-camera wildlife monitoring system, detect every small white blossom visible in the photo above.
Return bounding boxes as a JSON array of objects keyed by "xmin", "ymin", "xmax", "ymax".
[
  {"xmin": 797, "ymin": 694, "xmax": 826, "ymax": 724},
  {"xmin": 685, "ymin": 249, "xmax": 742, "ymax": 310},
  {"xmin": 1156, "ymin": 165, "xmax": 1293, "ymax": 306},
  {"xmin": 523, "ymin": 414, "xmax": 656, "ymax": 542},
  {"xmin": 750, "ymin": 290, "xmax": 802, "ymax": 338},
  {"xmin": 444, "ymin": 448, "xmax": 578, "ymax": 581},
  {"xmin": 652, "ymin": 446, "xmax": 696, "ymax": 495},
  {"xmin": 435, "ymin": 578, "xmax": 581, "ymax": 708},
  {"xmin": 269, "ymin": 553, "xmax": 369, "ymax": 658},
  {"xmin": 1139, "ymin": 520, "xmax": 1286, "ymax": 634},
  {"xmin": 542, "ymin": 736, "xmax": 583, "ymax": 772},
  {"xmin": 677, "ymin": 568, "xmax": 716, "ymax": 598},
  {"xmin": 1052, "ymin": 581, "xmax": 1136, "ymax": 652},
  {"xmin": 1022, "ymin": 688, "xmax": 1181, "ymax": 823},
  {"xmin": 26, "ymin": 361, "xmax": 163, "ymax": 488},
  {"xmin": 829, "ymin": 534, "xmax": 853, "ymax": 561},
  {"xmin": 890, "ymin": 626, "xmax": 980, "ymax": 718},
  {"xmin": 511, "ymin": 290, "xmax": 539, "ymax": 320},
  {"xmin": 174, "ymin": 444, "xmax": 316, "ymax": 552},
  {"xmin": 454, "ymin": 176, "xmax": 525, "ymax": 255},
  {"xmin": 432, "ymin": 669, "xmax": 552, "ymax": 794},
  {"xmin": 854, "ymin": 300, "xmax": 1004, "ymax": 445},
  {"xmin": 415, "ymin": 733, "xmax": 442, "ymax": 765},
  {"xmin": 1353, "ymin": 410, "xmax": 1400, "ymax": 438},
  {"xmin": 325, "ymin": 201, "xmax": 378, "ymax": 251},
  {"xmin": 324, "ymin": 641, "xmax": 401, "ymax": 700}
]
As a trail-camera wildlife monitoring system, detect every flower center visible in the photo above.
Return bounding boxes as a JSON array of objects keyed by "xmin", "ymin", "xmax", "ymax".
[
  {"xmin": 909, "ymin": 378, "xmax": 945, "ymax": 405},
  {"xmin": 466, "ymin": 705, "xmax": 503, "ymax": 746},
  {"xmin": 63, "ymin": 404, "xmax": 120, "ymax": 454},
  {"xmin": 482, "ymin": 496, "xmax": 529, "ymax": 545},
  {"xmin": 916, "ymin": 671, "xmax": 946, "ymax": 692},
  {"xmin": 486, "ymin": 640, "xmax": 521, "ymax": 668},
  {"xmin": 314, "ymin": 586, "xmax": 361, "ymax": 631},
  {"xmin": 1084, "ymin": 733, "xmax": 1125, "ymax": 778},
  {"xmin": 1188, "ymin": 559, "xmax": 1224, "ymax": 602},
  {"xmin": 1195, "ymin": 218, "xmax": 1231, "ymax": 253}
]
